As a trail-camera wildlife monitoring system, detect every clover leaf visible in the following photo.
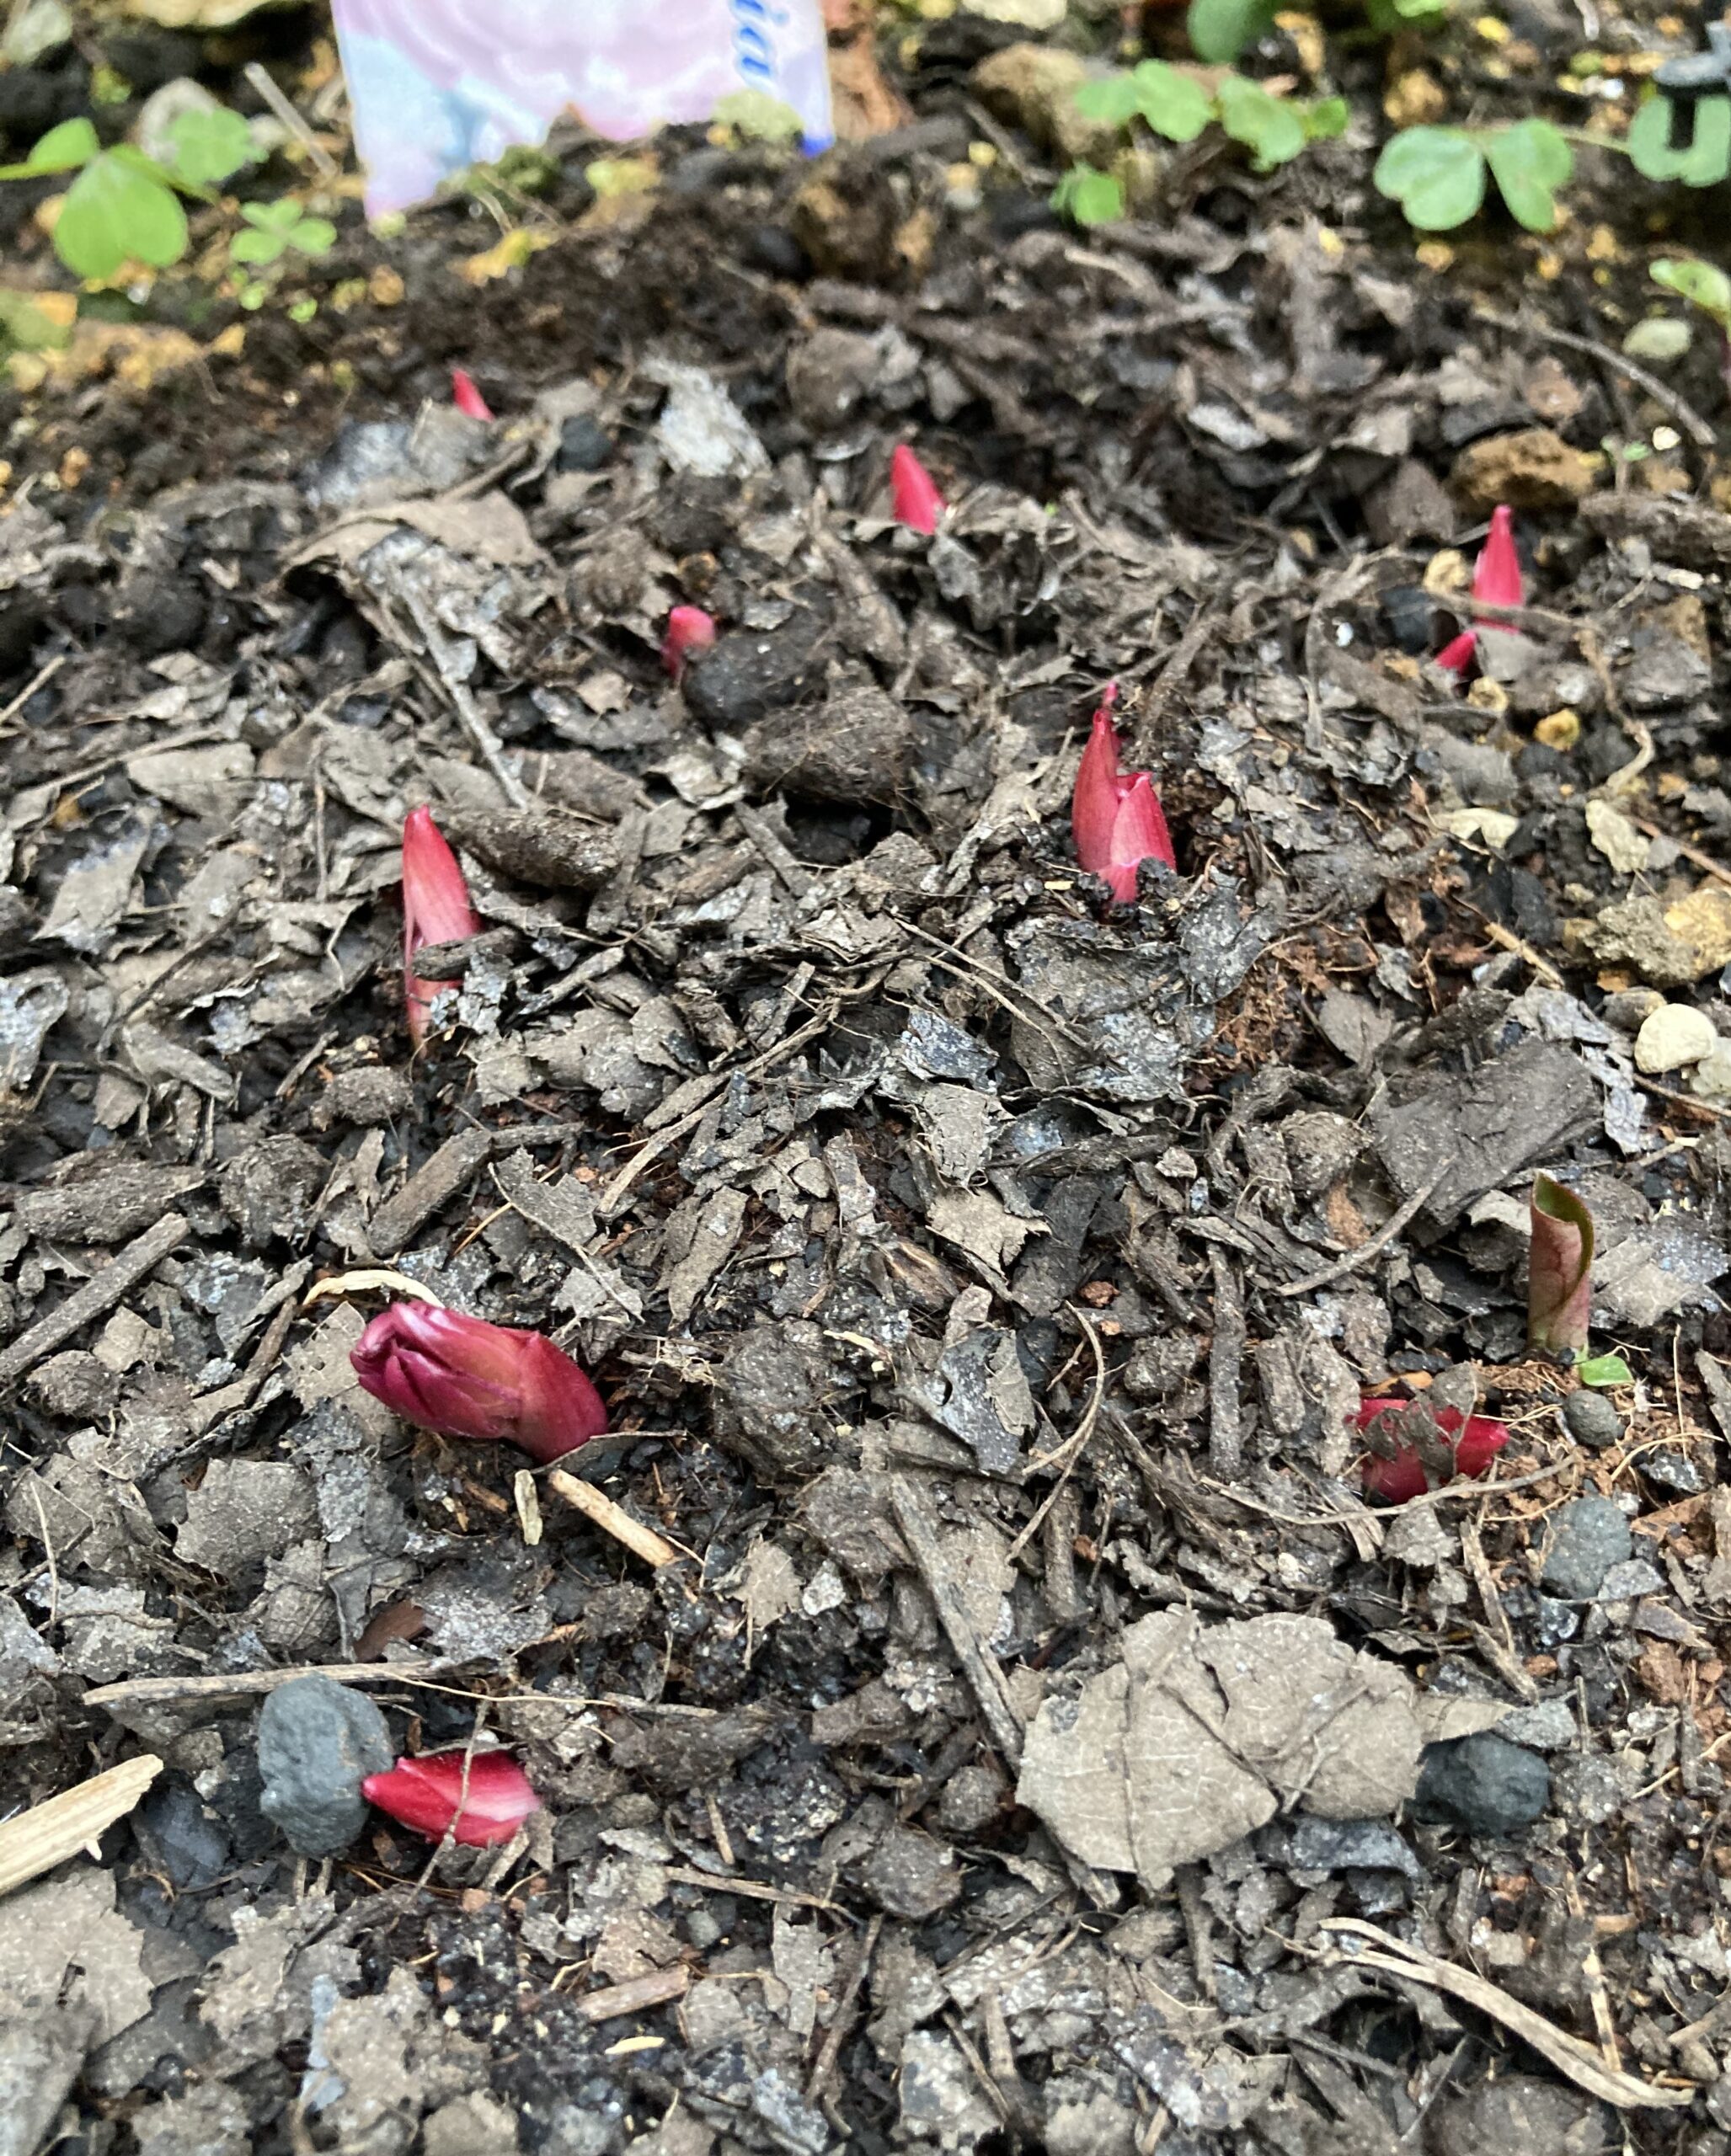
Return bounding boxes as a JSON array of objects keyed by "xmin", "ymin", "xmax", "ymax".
[
  {"xmin": 1187, "ymin": 0, "xmax": 1275, "ymax": 63},
  {"xmin": 230, "ymin": 196, "xmax": 336, "ymax": 266},
  {"xmin": 1481, "ymin": 118, "xmax": 1572, "ymax": 230},
  {"xmin": 1373, "ymin": 126, "xmax": 1485, "ymax": 227},
  {"xmin": 1050, "ymin": 163, "xmax": 1125, "ymax": 227},
  {"xmin": 1652, "ymin": 257, "xmax": 1731, "ymax": 335},
  {"xmin": 165, "ymin": 104, "xmax": 259, "ymax": 189},
  {"xmin": 1076, "ymin": 61, "xmax": 1212, "ymax": 142},
  {"xmin": 55, "ymin": 147, "xmax": 187, "ymax": 278},
  {"xmin": 1376, "ymin": 120, "xmax": 1570, "ymax": 232},
  {"xmin": 1215, "ymin": 74, "xmax": 1307, "ymax": 169},
  {"xmin": 1627, "ymin": 93, "xmax": 1731, "ymax": 186},
  {"xmin": 0, "ymin": 115, "xmax": 99, "ymax": 177}
]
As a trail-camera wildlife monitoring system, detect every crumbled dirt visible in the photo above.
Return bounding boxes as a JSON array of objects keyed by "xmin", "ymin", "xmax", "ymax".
[{"xmin": 6, "ymin": 5, "xmax": 1731, "ymax": 2154}]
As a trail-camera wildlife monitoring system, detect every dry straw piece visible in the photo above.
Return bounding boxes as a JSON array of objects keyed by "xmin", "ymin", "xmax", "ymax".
[{"xmin": 0, "ymin": 1754, "xmax": 162, "ymax": 1897}]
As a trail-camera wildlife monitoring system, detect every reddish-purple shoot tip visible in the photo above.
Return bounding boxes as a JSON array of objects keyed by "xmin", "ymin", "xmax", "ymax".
[
  {"xmin": 363, "ymin": 1749, "xmax": 539, "ymax": 1847},
  {"xmin": 451, "ymin": 368, "xmax": 494, "ymax": 421},
  {"xmin": 890, "ymin": 445, "xmax": 944, "ymax": 535},
  {"xmin": 1438, "ymin": 504, "xmax": 1523, "ymax": 680},
  {"xmin": 350, "ymin": 1302, "xmax": 607, "ymax": 1465},
  {"xmin": 401, "ymin": 807, "xmax": 482, "ymax": 1047},
  {"xmin": 1071, "ymin": 699, "xmax": 1176, "ymax": 903},
  {"xmin": 662, "ymin": 605, "xmax": 719, "ymax": 678},
  {"xmin": 1354, "ymin": 1397, "xmax": 1509, "ymax": 1505}
]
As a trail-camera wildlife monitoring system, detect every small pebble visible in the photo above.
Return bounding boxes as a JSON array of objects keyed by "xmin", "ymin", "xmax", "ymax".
[
  {"xmin": 555, "ymin": 414, "xmax": 613, "ymax": 473},
  {"xmin": 1601, "ymin": 986, "xmax": 1664, "ymax": 1033},
  {"xmin": 1417, "ymin": 1732, "xmax": 1550, "ymax": 1836},
  {"xmin": 1494, "ymin": 1697, "xmax": 1577, "ymax": 1753},
  {"xmin": 257, "ymin": 1674, "xmax": 393, "ymax": 1857},
  {"xmin": 1633, "ymin": 1002, "xmax": 1716, "ymax": 1074},
  {"xmin": 1562, "ymin": 1389, "xmax": 1623, "ymax": 1450},
  {"xmin": 1691, "ymin": 1041, "xmax": 1731, "ymax": 1102},
  {"xmin": 1540, "ymin": 1496, "xmax": 1632, "ymax": 1601}
]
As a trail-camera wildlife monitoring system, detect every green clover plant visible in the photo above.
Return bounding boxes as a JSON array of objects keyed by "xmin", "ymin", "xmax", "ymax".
[
  {"xmin": 1373, "ymin": 118, "xmax": 1573, "ymax": 232},
  {"xmin": 1057, "ymin": 62, "xmax": 1346, "ymax": 225}
]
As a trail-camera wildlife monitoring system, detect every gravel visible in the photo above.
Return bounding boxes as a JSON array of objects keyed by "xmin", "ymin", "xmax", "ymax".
[
  {"xmin": 256, "ymin": 1674, "xmax": 393, "ymax": 1857},
  {"xmin": 1539, "ymin": 1497, "xmax": 1633, "ymax": 1601},
  {"xmin": 1562, "ymin": 1390, "xmax": 1624, "ymax": 1450},
  {"xmin": 1416, "ymin": 1733, "xmax": 1552, "ymax": 1836}
]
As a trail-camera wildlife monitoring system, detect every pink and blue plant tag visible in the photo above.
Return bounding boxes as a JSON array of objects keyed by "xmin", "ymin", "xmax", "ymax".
[{"xmin": 331, "ymin": 0, "xmax": 833, "ymax": 215}]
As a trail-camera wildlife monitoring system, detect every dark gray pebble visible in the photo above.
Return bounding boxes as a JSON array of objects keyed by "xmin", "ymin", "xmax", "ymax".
[
  {"xmin": 1540, "ymin": 1496, "xmax": 1632, "ymax": 1601},
  {"xmin": 1562, "ymin": 1390, "xmax": 1623, "ymax": 1450},
  {"xmin": 257, "ymin": 1674, "xmax": 393, "ymax": 1857},
  {"xmin": 1416, "ymin": 1732, "xmax": 1551, "ymax": 1837}
]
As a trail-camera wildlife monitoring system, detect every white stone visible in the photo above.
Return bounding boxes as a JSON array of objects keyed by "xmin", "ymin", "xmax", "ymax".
[
  {"xmin": 1634, "ymin": 1003, "xmax": 1718, "ymax": 1074},
  {"xmin": 961, "ymin": 0, "xmax": 1067, "ymax": 22}
]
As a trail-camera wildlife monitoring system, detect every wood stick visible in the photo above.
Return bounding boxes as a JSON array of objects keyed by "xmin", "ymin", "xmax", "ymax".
[
  {"xmin": 574, "ymin": 1967, "xmax": 690, "ymax": 2024},
  {"xmin": 545, "ymin": 1470, "xmax": 679, "ymax": 1567},
  {"xmin": 0, "ymin": 1214, "xmax": 189, "ymax": 1384},
  {"xmin": 0, "ymin": 1754, "xmax": 161, "ymax": 1897}
]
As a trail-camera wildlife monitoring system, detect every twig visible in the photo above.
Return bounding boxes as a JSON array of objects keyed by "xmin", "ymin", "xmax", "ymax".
[
  {"xmin": 574, "ymin": 1967, "xmax": 690, "ymax": 2024},
  {"xmin": 0, "ymin": 653, "xmax": 66, "ymax": 733},
  {"xmin": 0, "ymin": 1754, "xmax": 161, "ymax": 1897},
  {"xmin": 1320, "ymin": 1918, "xmax": 1690, "ymax": 2111},
  {"xmin": 545, "ymin": 1468, "xmax": 679, "ymax": 1567},
  {"xmin": 83, "ymin": 1664, "xmax": 442, "ymax": 1717},
  {"xmin": 0, "ymin": 1214, "xmax": 190, "ymax": 1384},
  {"xmin": 1274, "ymin": 1162, "xmax": 1451, "ymax": 1297},
  {"xmin": 398, "ymin": 588, "xmax": 531, "ymax": 811},
  {"xmin": 1476, "ymin": 309, "xmax": 1718, "ymax": 451},
  {"xmin": 1207, "ymin": 1249, "xmax": 1244, "ymax": 1477},
  {"xmin": 663, "ymin": 1865, "xmax": 841, "ymax": 1913},
  {"xmin": 1007, "ymin": 1306, "xmax": 1107, "ymax": 1562},
  {"xmin": 890, "ymin": 1481, "xmax": 1025, "ymax": 1769},
  {"xmin": 806, "ymin": 1913, "xmax": 884, "ymax": 2102},
  {"xmin": 243, "ymin": 61, "xmax": 339, "ymax": 177}
]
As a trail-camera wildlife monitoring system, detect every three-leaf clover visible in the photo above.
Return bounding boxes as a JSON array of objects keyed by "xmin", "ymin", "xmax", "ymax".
[
  {"xmin": 230, "ymin": 197, "xmax": 337, "ymax": 266},
  {"xmin": 0, "ymin": 119, "xmax": 186, "ymax": 279},
  {"xmin": 1374, "ymin": 119, "xmax": 1572, "ymax": 232},
  {"xmin": 1075, "ymin": 61, "xmax": 1212, "ymax": 143},
  {"xmin": 164, "ymin": 104, "xmax": 259, "ymax": 189}
]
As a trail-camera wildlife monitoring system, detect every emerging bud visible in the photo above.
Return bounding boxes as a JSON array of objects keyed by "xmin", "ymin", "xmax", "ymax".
[
  {"xmin": 1071, "ymin": 695, "xmax": 1176, "ymax": 902},
  {"xmin": 1528, "ymin": 1172, "xmax": 1593, "ymax": 1362},
  {"xmin": 1354, "ymin": 1396, "xmax": 1509, "ymax": 1504},
  {"xmin": 1436, "ymin": 504, "xmax": 1522, "ymax": 678},
  {"xmin": 451, "ymin": 367, "xmax": 494, "ymax": 421},
  {"xmin": 363, "ymin": 1749, "xmax": 538, "ymax": 1847},
  {"xmin": 350, "ymin": 1303, "xmax": 607, "ymax": 1465},
  {"xmin": 890, "ymin": 444, "xmax": 945, "ymax": 535},
  {"xmin": 662, "ymin": 604, "xmax": 719, "ymax": 678},
  {"xmin": 402, "ymin": 808, "xmax": 483, "ymax": 1047}
]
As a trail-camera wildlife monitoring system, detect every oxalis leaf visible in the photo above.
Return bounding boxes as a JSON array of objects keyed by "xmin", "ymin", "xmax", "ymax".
[
  {"xmin": 1653, "ymin": 257, "xmax": 1731, "ymax": 335},
  {"xmin": 54, "ymin": 152, "xmax": 186, "ymax": 279},
  {"xmin": 1130, "ymin": 60, "xmax": 1212, "ymax": 143},
  {"xmin": 1373, "ymin": 125, "xmax": 1484, "ymax": 228},
  {"xmin": 1481, "ymin": 118, "xmax": 1572, "ymax": 232},
  {"xmin": 1215, "ymin": 75, "xmax": 1306, "ymax": 170},
  {"xmin": 1187, "ymin": 0, "xmax": 1275, "ymax": 63},
  {"xmin": 165, "ymin": 104, "xmax": 259, "ymax": 189},
  {"xmin": 1627, "ymin": 93, "xmax": 1731, "ymax": 186},
  {"xmin": 1575, "ymin": 1353, "xmax": 1632, "ymax": 1389},
  {"xmin": 0, "ymin": 114, "xmax": 96, "ymax": 182},
  {"xmin": 1050, "ymin": 163, "xmax": 1125, "ymax": 227}
]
